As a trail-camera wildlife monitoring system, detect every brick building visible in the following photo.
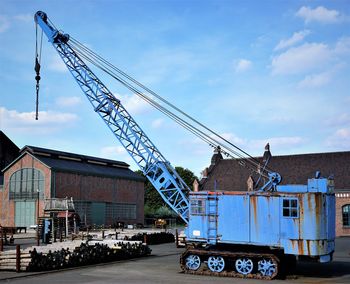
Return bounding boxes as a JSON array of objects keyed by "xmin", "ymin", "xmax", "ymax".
[
  {"xmin": 199, "ymin": 148, "xmax": 350, "ymax": 237},
  {"xmin": 0, "ymin": 144, "xmax": 145, "ymax": 228}
]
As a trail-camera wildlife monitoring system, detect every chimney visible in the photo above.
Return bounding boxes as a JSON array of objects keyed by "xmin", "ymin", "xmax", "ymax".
[
  {"xmin": 247, "ymin": 175, "xmax": 255, "ymax": 191},
  {"xmin": 193, "ymin": 179, "xmax": 199, "ymax": 192}
]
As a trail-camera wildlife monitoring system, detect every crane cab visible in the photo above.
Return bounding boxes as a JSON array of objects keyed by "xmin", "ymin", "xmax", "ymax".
[{"xmin": 186, "ymin": 176, "xmax": 335, "ymax": 262}]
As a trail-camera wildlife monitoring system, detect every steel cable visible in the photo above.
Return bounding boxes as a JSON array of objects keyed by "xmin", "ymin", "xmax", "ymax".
[{"xmin": 68, "ymin": 39, "xmax": 272, "ymax": 179}]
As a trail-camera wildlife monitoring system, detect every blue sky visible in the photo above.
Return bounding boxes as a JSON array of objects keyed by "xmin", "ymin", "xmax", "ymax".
[{"xmin": 1, "ymin": 0, "xmax": 349, "ymax": 177}]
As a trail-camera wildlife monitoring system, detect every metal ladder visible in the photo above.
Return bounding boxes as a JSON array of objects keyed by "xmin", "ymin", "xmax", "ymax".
[{"xmin": 207, "ymin": 194, "xmax": 218, "ymax": 245}]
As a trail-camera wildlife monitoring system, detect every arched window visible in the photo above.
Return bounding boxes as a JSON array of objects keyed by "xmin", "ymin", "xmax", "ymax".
[
  {"xmin": 9, "ymin": 168, "xmax": 44, "ymax": 199},
  {"xmin": 343, "ymin": 205, "xmax": 350, "ymax": 227}
]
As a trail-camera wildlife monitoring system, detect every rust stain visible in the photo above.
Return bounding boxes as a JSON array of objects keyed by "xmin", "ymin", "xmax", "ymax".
[
  {"xmin": 250, "ymin": 195, "xmax": 258, "ymax": 223},
  {"xmin": 314, "ymin": 193, "xmax": 322, "ymax": 228},
  {"xmin": 298, "ymin": 195, "xmax": 303, "ymax": 239},
  {"xmin": 306, "ymin": 240, "xmax": 311, "ymax": 255},
  {"xmin": 307, "ymin": 193, "xmax": 312, "ymax": 214},
  {"xmin": 291, "ymin": 240, "xmax": 296, "ymax": 250},
  {"xmin": 298, "ymin": 240, "xmax": 304, "ymax": 255}
]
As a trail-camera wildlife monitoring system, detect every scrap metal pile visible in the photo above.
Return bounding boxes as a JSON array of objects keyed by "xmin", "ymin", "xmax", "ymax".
[
  {"xmin": 27, "ymin": 241, "xmax": 150, "ymax": 271},
  {"xmin": 0, "ymin": 231, "xmax": 179, "ymax": 272},
  {"xmin": 0, "ymin": 239, "xmax": 151, "ymax": 272}
]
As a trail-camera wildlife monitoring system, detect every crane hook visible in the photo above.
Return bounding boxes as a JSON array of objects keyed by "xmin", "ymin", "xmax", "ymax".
[{"xmin": 35, "ymin": 56, "xmax": 41, "ymax": 120}]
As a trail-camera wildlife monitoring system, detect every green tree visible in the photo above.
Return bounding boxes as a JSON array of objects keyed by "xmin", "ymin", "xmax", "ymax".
[
  {"xmin": 136, "ymin": 167, "xmax": 198, "ymax": 218},
  {"xmin": 174, "ymin": 166, "xmax": 197, "ymax": 190}
]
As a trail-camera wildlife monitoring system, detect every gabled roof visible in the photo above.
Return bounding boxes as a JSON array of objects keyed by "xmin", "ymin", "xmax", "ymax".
[
  {"xmin": 0, "ymin": 131, "xmax": 19, "ymax": 152},
  {"xmin": 22, "ymin": 145, "xmax": 129, "ymax": 168},
  {"xmin": 200, "ymin": 150, "xmax": 350, "ymax": 191},
  {"xmin": 4, "ymin": 145, "xmax": 145, "ymax": 182},
  {"xmin": 0, "ymin": 131, "xmax": 20, "ymax": 173}
]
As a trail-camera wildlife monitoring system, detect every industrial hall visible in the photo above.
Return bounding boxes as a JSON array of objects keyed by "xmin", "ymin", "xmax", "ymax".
[{"xmin": 0, "ymin": 131, "xmax": 145, "ymax": 229}]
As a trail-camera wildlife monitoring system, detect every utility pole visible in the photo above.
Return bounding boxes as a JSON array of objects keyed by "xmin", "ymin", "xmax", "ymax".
[
  {"xmin": 65, "ymin": 197, "xmax": 69, "ymax": 238},
  {"xmin": 36, "ymin": 189, "xmax": 40, "ymax": 246}
]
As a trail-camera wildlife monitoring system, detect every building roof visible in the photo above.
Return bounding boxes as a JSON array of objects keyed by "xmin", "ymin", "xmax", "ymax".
[
  {"xmin": 23, "ymin": 145, "xmax": 129, "ymax": 168},
  {"xmin": 4, "ymin": 145, "xmax": 145, "ymax": 182},
  {"xmin": 0, "ymin": 131, "xmax": 20, "ymax": 169},
  {"xmin": 200, "ymin": 150, "xmax": 350, "ymax": 192}
]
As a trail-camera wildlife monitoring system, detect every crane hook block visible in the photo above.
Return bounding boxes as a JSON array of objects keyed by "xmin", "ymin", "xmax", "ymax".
[{"xmin": 35, "ymin": 57, "xmax": 41, "ymax": 84}]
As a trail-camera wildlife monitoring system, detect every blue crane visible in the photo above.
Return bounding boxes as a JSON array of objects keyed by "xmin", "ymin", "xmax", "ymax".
[
  {"xmin": 34, "ymin": 11, "xmax": 282, "ymax": 223},
  {"xmin": 34, "ymin": 11, "xmax": 190, "ymax": 223},
  {"xmin": 34, "ymin": 11, "xmax": 335, "ymax": 280}
]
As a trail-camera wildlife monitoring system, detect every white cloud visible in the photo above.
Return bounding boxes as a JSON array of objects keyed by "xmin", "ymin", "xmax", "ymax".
[
  {"xmin": 234, "ymin": 136, "xmax": 305, "ymax": 155},
  {"xmin": 235, "ymin": 59, "xmax": 252, "ymax": 73},
  {"xmin": 0, "ymin": 107, "xmax": 78, "ymax": 133},
  {"xmin": 261, "ymin": 136, "xmax": 305, "ymax": 149},
  {"xmin": 100, "ymin": 146, "xmax": 127, "ymax": 157},
  {"xmin": 137, "ymin": 47, "xmax": 196, "ymax": 85},
  {"xmin": 326, "ymin": 113, "xmax": 350, "ymax": 127},
  {"xmin": 0, "ymin": 15, "xmax": 10, "ymax": 33},
  {"xmin": 100, "ymin": 145, "xmax": 134, "ymax": 165},
  {"xmin": 0, "ymin": 14, "xmax": 32, "ymax": 33},
  {"xmin": 334, "ymin": 37, "xmax": 350, "ymax": 55},
  {"xmin": 151, "ymin": 118, "xmax": 164, "ymax": 129},
  {"xmin": 48, "ymin": 55, "xmax": 67, "ymax": 73},
  {"xmin": 297, "ymin": 71, "xmax": 331, "ymax": 88},
  {"xmin": 271, "ymin": 43, "xmax": 331, "ymax": 75},
  {"xmin": 296, "ymin": 6, "xmax": 342, "ymax": 24},
  {"xmin": 217, "ymin": 132, "xmax": 245, "ymax": 146},
  {"xmin": 55, "ymin": 96, "xmax": 82, "ymax": 107},
  {"xmin": 13, "ymin": 14, "xmax": 31, "ymax": 22},
  {"xmin": 182, "ymin": 131, "xmax": 304, "ymax": 158},
  {"xmin": 274, "ymin": 30, "xmax": 310, "ymax": 51},
  {"xmin": 326, "ymin": 128, "xmax": 350, "ymax": 148},
  {"xmin": 115, "ymin": 92, "xmax": 151, "ymax": 115}
]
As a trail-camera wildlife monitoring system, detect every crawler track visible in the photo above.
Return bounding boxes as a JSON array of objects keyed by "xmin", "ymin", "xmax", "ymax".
[{"xmin": 180, "ymin": 247, "xmax": 280, "ymax": 280}]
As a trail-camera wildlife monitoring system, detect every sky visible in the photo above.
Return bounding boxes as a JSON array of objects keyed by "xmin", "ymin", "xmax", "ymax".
[{"xmin": 0, "ymin": 0, "xmax": 349, "ymax": 177}]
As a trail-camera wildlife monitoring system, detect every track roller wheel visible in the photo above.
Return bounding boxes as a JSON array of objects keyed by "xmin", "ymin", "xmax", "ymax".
[
  {"xmin": 207, "ymin": 256, "xmax": 225, "ymax": 272},
  {"xmin": 257, "ymin": 257, "xmax": 278, "ymax": 277},
  {"xmin": 235, "ymin": 257, "xmax": 253, "ymax": 275},
  {"xmin": 185, "ymin": 254, "xmax": 201, "ymax": 271}
]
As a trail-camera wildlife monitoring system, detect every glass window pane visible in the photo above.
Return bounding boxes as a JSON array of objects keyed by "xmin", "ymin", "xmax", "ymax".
[
  {"xmin": 9, "ymin": 168, "xmax": 44, "ymax": 200},
  {"xmin": 343, "ymin": 205, "xmax": 350, "ymax": 226},
  {"xmin": 27, "ymin": 179, "xmax": 33, "ymax": 192},
  {"xmin": 15, "ymin": 181, "xmax": 21, "ymax": 193},
  {"xmin": 33, "ymin": 169, "xmax": 38, "ymax": 180},
  {"xmin": 283, "ymin": 208, "xmax": 290, "ymax": 217},
  {"xmin": 291, "ymin": 199, "xmax": 298, "ymax": 208},
  {"xmin": 22, "ymin": 169, "xmax": 27, "ymax": 181},
  {"xmin": 291, "ymin": 209, "xmax": 298, "ymax": 217}
]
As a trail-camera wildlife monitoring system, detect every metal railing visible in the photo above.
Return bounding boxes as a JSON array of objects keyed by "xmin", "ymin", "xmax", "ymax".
[{"xmin": 44, "ymin": 198, "xmax": 75, "ymax": 211}]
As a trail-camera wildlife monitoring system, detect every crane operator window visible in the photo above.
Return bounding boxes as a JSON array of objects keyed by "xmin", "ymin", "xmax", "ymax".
[
  {"xmin": 282, "ymin": 198, "xmax": 299, "ymax": 218},
  {"xmin": 190, "ymin": 199, "xmax": 206, "ymax": 215}
]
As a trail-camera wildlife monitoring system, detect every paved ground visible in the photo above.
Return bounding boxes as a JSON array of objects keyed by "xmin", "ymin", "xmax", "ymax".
[{"xmin": 0, "ymin": 237, "xmax": 349, "ymax": 284}]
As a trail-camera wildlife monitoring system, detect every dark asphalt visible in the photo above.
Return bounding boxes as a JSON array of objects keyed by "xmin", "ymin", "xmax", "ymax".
[{"xmin": 0, "ymin": 237, "xmax": 349, "ymax": 283}]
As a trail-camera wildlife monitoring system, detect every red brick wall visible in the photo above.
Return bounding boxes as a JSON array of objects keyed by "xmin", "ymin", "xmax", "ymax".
[
  {"xmin": 52, "ymin": 171, "xmax": 144, "ymax": 224},
  {"xmin": 116, "ymin": 179, "xmax": 144, "ymax": 224},
  {"xmin": 0, "ymin": 153, "xmax": 51, "ymax": 226},
  {"xmin": 335, "ymin": 193, "xmax": 350, "ymax": 237},
  {"xmin": 201, "ymin": 152, "xmax": 350, "ymax": 192}
]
